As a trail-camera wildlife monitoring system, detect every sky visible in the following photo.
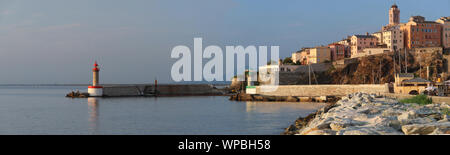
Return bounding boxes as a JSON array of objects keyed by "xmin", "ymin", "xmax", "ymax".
[{"xmin": 0, "ymin": 0, "xmax": 448, "ymax": 84}]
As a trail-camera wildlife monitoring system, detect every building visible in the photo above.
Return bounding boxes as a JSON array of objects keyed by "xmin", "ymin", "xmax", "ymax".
[
  {"xmin": 351, "ymin": 48, "xmax": 390, "ymax": 58},
  {"xmin": 337, "ymin": 37, "xmax": 351, "ymax": 46},
  {"xmin": 88, "ymin": 61, "xmax": 103, "ymax": 97},
  {"xmin": 401, "ymin": 16, "xmax": 442, "ymax": 50},
  {"xmin": 382, "ymin": 25, "xmax": 404, "ymax": 51},
  {"xmin": 389, "ymin": 4, "xmax": 400, "ymax": 26},
  {"xmin": 372, "ymin": 31, "xmax": 383, "ymax": 45},
  {"xmin": 350, "ymin": 34, "xmax": 378, "ymax": 57},
  {"xmin": 307, "ymin": 46, "xmax": 331, "ymax": 64},
  {"xmin": 328, "ymin": 43, "xmax": 349, "ymax": 61},
  {"xmin": 436, "ymin": 17, "xmax": 450, "ymax": 49},
  {"xmin": 411, "ymin": 47, "xmax": 443, "ymax": 54},
  {"xmin": 291, "ymin": 51, "xmax": 302, "ymax": 63},
  {"xmin": 291, "ymin": 48, "xmax": 310, "ymax": 64},
  {"xmin": 394, "ymin": 73, "xmax": 431, "ymax": 94}
]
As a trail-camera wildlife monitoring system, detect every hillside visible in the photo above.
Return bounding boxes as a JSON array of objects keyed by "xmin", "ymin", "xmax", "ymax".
[{"xmin": 328, "ymin": 52, "xmax": 445, "ymax": 84}]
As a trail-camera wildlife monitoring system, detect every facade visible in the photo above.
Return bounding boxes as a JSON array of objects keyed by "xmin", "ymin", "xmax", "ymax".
[
  {"xmin": 351, "ymin": 48, "xmax": 390, "ymax": 58},
  {"xmin": 389, "ymin": 4, "xmax": 400, "ymax": 26},
  {"xmin": 394, "ymin": 73, "xmax": 431, "ymax": 94},
  {"xmin": 328, "ymin": 43, "xmax": 349, "ymax": 61},
  {"xmin": 401, "ymin": 16, "xmax": 442, "ymax": 50},
  {"xmin": 382, "ymin": 25, "xmax": 404, "ymax": 51},
  {"xmin": 337, "ymin": 38, "xmax": 351, "ymax": 46},
  {"xmin": 372, "ymin": 31, "xmax": 383, "ymax": 45},
  {"xmin": 307, "ymin": 47, "xmax": 331, "ymax": 64},
  {"xmin": 436, "ymin": 17, "xmax": 450, "ymax": 49},
  {"xmin": 411, "ymin": 47, "xmax": 443, "ymax": 54},
  {"xmin": 291, "ymin": 51, "xmax": 302, "ymax": 63},
  {"xmin": 291, "ymin": 48, "xmax": 310, "ymax": 64},
  {"xmin": 350, "ymin": 34, "xmax": 378, "ymax": 57}
]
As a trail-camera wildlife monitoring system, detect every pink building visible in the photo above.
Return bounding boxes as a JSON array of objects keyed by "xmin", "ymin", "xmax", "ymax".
[
  {"xmin": 328, "ymin": 43, "xmax": 350, "ymax": 61},
  {"xmin": 350, "ymin": 34, "xmax": 378, "ymax": 57}
]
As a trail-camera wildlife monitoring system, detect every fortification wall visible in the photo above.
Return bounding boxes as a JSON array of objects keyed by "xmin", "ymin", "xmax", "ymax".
[
  {"xmin": 103, "ymin": 86, "xmax": 142, "ymax": 97},
  {"xmin": 256, "ymin": 84, "xmax": 389, "ymax": 97},
  {"xmin": 144, "ymin": 84, "xmax": 223, "ymax": 96}
]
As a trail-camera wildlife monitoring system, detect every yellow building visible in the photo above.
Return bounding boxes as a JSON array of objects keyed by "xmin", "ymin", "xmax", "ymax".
[
  {"xmin": 372, "ymin": 31, "xmax": 383, "ymax": 45},
  {"xmin": 394, "ymin": 73, "xmax": 431, "ymax": 94},
  {"xmin": 307, "ymin": 46, "xmax": 330, "ymax": 64}
]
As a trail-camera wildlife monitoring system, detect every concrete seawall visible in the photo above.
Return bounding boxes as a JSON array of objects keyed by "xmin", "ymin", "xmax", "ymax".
[
  {"xmin": 103, "ymin": 85, "xmax": 144, "ymax": 97},
  {"xmin": 255, "ymin": 84, "xmax": 389, "ymax": 97},
  {"xmin": 102, "ymin": 84, "xmax": 224, "ymax": 97}
]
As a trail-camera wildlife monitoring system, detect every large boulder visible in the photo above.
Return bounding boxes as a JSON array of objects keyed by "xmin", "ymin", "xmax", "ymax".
[
  {"xmin": 288, "ymin": 93, "xmax": 450, "ymax": 135},
  {"xmin": 402, "ymin": 122, "xmax": 450, "ymax": 135}
]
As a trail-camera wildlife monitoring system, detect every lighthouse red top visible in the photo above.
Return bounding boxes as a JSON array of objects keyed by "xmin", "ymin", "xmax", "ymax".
[{"xmin": 92, "ymin": 61, "xmax": 100, "ymax": 72}]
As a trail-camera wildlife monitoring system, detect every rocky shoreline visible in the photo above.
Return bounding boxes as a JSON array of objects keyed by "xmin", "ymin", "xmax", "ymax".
[
  {"xmin": 229, "ymin": 93, "xmax": 340, "ymax": 103},
  {"xmin": 284, "ymin": 92, "xmax": 450, "ymax": 135}
]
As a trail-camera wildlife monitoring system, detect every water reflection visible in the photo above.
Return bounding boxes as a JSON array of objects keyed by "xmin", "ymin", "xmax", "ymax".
[{"xmin": 87, "ymin": 98, "xmax": 99, "ymax": 134}]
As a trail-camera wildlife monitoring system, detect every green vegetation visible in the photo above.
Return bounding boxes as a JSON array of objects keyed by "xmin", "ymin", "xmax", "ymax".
[
  {"xmin": 442, "ymin": 108, "xmax": 450, "ymax": 115},
  {"xmin": 282, "ymin": 57, "xmax": 293, "ymax": 64},
  {"xmin": 399, "ymin": 94, "xmax": 433, "ymax": 105}
]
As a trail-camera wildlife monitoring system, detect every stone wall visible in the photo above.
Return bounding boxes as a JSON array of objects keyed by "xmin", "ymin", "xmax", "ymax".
[
  {"xmin": 144, "ymin": 84, "xmax": 223, "ymax": 96},
  {"xmin": 103, "ymin": 86, "xmax": 143, "ymax": 97},
  {"xmin": 102, "ymin": 84, "xmax": 224, "ymax": 97},
  {"xmin": 256, "ymin": 84, "xmax": 389, "ymax": 97}
]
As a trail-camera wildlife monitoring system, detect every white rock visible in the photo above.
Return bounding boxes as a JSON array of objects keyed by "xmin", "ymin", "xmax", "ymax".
[
  {"xmin": 402, "ymin": 122, "xmax": 450, "ymax": 135},
  {"xmin": 292, "ymin": 93, "xmax": 450, "ymax": 135}
]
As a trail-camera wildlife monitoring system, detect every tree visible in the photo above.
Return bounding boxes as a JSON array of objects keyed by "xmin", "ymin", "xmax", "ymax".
[{"xmin": 282, "ymin": 57, "xmax": 293, "ymax": 65}]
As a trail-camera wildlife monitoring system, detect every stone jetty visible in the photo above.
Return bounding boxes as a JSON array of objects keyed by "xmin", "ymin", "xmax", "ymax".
[
  {"xmin": 229, "ymin": 93, "xmax": 340, "ymax": 103},
  {"xmin": 284, "ymin": 92, "xmax": 450, "ymax": 135}
]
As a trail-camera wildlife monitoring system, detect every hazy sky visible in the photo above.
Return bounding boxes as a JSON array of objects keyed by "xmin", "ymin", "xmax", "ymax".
[{"xmin": 0, "ymin": 0, "xmax": 448, "ymax": 84}]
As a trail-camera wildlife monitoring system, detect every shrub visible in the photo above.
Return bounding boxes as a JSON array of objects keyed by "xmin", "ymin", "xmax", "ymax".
[{"xmin": 400, "ymin": 94, "xmax": 433, "ymax": 105}]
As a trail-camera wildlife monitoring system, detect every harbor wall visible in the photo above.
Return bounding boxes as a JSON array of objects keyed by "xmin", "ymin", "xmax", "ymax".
[
  {"xmin": 102, "ymin": 84, "xmax": 223, "ymax": 97},
  {"xmin": 255, "ymin": 84, "xmax": 389, "ymax": 97},
  {"xmin": 144, "ymin": 84, "xmax": 223, "ymax": 96},
  {"xmin": 103, "ymin": 86, "xmax": 143, "ymax": 97}
]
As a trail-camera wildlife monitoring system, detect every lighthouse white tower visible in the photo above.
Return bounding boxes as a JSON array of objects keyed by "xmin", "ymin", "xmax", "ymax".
[{"xmin": 88, "ymin": 61, "xmax": 103, "ymax": 97}]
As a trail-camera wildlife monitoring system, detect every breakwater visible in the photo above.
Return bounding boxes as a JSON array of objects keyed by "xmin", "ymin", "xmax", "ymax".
[
  {"xmin": 67, "ymin": 84, "xmax": 226, "ymax": 97},
  {"xmin": 284, "ymin": 93, "xmax": 450, "ymax": 135},
  {"xmin": 103, "ymin": 84, "xmax": 225, "ymax": 97},
  {"xmin": 229, "ymin": 93, "xmax": 340, "ymax": 103},
  {"xmin": 255, "ymin": 84, "xmax": 389, "ymax": 97}
]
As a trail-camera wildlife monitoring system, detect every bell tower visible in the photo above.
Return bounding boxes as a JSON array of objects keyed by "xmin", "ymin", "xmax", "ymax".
[{"xmin": 389, "ymin": 4, "xmax": 400, "ymax": 25}]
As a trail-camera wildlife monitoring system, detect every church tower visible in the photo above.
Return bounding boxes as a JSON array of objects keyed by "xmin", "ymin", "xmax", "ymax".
[{"xmin": 389, "ymin": 4, "xmax": 400, "ymax": 25}]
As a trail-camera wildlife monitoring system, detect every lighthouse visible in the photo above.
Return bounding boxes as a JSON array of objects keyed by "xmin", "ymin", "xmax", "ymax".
[{"xmin": 88, "ymin": 61, "xmax": 103, "ymax": 97}]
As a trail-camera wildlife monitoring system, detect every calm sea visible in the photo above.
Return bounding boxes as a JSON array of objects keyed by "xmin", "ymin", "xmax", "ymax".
[{"xmin": 0, "ymin": 86, "xmax": 326, "ymax": 135}]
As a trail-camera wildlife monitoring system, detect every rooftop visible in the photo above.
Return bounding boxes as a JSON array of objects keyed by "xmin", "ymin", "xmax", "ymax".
[
  {"xmin": 391, "ymin": 4, "xmax": 398, "ymax": 8},
  {"xmin": 403, "ymin": 78, "xmax": 431, "ymax": 83},
  {"xmin": 438, "ymin": 16, "xmax": 450, "ymax": 22},
  {"xmin": 397, "ymin": 73, "xmax": 414, "ymax": 78},
  {"xmin": 354, "ymin": 35, "xmax": 376, "ymax": 38}
]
